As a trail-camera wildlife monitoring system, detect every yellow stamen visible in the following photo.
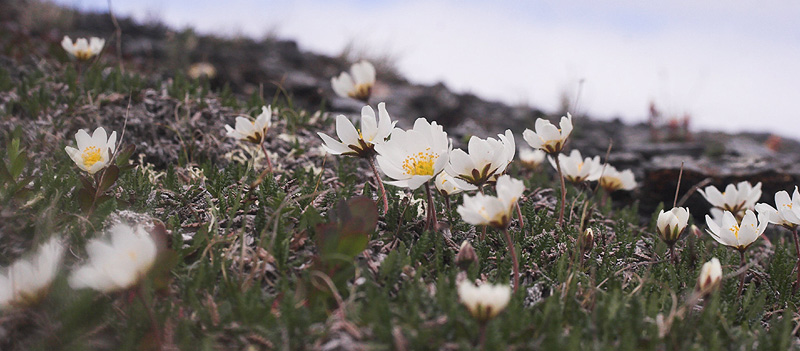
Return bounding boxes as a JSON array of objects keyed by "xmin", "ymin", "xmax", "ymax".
[
  {"xmin": 82, "ymin": 146, "xmax": 103, "ymax": 168},
  {"xmin": 729, "ymin": 225, "xmax": 740, "ymax": 240},
  {"xmin": 401, "ymin": 148, "xmax": 438, "ymax": 176}
]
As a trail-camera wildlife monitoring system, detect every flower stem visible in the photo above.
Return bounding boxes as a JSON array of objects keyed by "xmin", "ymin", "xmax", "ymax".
[
  {"xmin": 737, "ymin": 250, "xmax": 746, "ymax": 298},
  {"xmin": 502, "ymin": 227, "xmax": 519, "ymax": 293},
  {"xmin": 516, "ymin": 202, "xmax": 524, "ymax": 229},
  {"xmin": 669, "ymin": 245, "xmax": 678, "ymax": 266},
  {"xmin": 793, "ymin": 227, "xmax": 800, "ymax": 293},
  {"xmin": 477, "ymin": 322, "xmax": 488, "ymax": 350},
  {"xmin": 137, "ymin": 284, "xmax": 163, "ymax": 351},
  {"xmin": 368, "ymin": 156, "xmax": 389, "ymax": 214},
  {"xmin": 260, "ymin": 140, "xmax": 273, "ymax": 173},
  {"xmin": 554, "ymin": 155, "xmax": 566, "ymax": 226},
  {"xmin": 444, "ymin": 194, "xmax": 452, "ymax": 227},
  {"xmin": 424, "ymin": 182, "xmax": 438, "ymax": 231}
]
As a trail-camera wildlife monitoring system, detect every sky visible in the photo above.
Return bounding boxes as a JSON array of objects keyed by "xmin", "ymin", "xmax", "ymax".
[{"xmin": 53, "ymin": 0, "xmax": 800, "ymax": 137}]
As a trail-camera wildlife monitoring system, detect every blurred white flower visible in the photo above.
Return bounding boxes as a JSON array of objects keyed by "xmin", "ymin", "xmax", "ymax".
[
  {"xmin": 435, "ymin": 171, "xmax": 476, "ymax": 196},
  {"xmin": 69, "ymin": 224, "xmax": 158, "ymax": 293},
  {"xmin": 598, "ymin": 165, "xmax": 637, "ymax": 192},
  {"xmin": 318, "ymin": 102, "xmax": 395, "ymax": 158},
  {"xmin": 696, "ymin": 257, "xmax": 722, "ymax": 295},
  {"xmin": 446, "ymin": 130, "xmax": 515, "ymax": 187},
  {"xmin": 705, "ymin": 209, "xmax": 768, "ymax": 251},
  {"xmin": 61, "ymin": 36, "xmax": 105, "ymax": 60},
  {"xmin": 0, "ymin": 238, "xmax": 64, "ymax": 308},
  {"xmin": 755, "ymin": 187, "xmax": 800, "ymax": 229},
  {"xmin": 64, "ymin": 127, "xmax": 117, "ymax": 175},
  {"xmin": 457, "ymin": 280, "xmax": 511, "ymax": 323},
  {"xmin": 224, "ymin": 105, "xmax": 273, "ymax": 144},
  {"xmin": 518, "ymin": 147, "xmax": 546, "ymax": 169},
  {"xmin": 522, "ymin": 114, "xmax": 573, "ymax": 154},
  {"xmin": 698, "ymin": 181, "xmax": 762, "ymax": 219},
  {"xmin": 374, "ymin": 118, "xmax": 450, "ymax": 190},
  {"xmin": 457, "ymin": 175, "xmax": 524, "ymax": 229},
  {"xmin": 547, "ymin": 149, "xmax": 602, "ymax": 183},
  {"xmin": 331, "ymin": 60, "xmax": 375, "ymax": 102},
  {"xmin": 657, "ymin": 207, "xmax": 690, "ymax": 245}
]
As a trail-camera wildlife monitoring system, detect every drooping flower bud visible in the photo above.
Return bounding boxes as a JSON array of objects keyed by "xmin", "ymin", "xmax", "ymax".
[
  {"xmin": 455, "ymin": 240, "xmax": 478, "ymax": 270},
  {"xmin": 457, "ymin": 281, "xmax": 511, "ymax": 323},
  {"xmin": 579, "ymin": 228, "xmax": 594, "ymax": 254},
  {"xmin": 696, "ymin": 258, "xmax": 722, "ymax": 296}
]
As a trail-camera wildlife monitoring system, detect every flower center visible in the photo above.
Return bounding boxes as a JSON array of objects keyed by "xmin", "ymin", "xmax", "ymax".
[
  {"xmin": 402, "ymin": 148, "xmax": 437, "ymax": 176},
  {"xmin": 82, "ymin": 146, "xmax": 103, "ymax": 168},
  {"xmin": 729, "ymin": 225, "xmax": 740, "ymax": 240}
]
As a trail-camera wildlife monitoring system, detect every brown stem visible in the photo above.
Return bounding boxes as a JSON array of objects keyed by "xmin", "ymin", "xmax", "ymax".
[
  {"xmin": 793, "ymin": 227, "xmax": 800, "ymax": 293},
  {"xmin": 260, "ymin": 140, "xmax": 273, "ymax": 173},
  {"xmin": 477, "ymin": 322, "xmax": 488, "ymax": 350},
  {"xmin": 137, "ymin": 284, "xmax": 163, "ymax": 351},
  {"xmin": 669, "ymin": 245, "xmax": 678, "ymax": 266},
  {"xmin": 368, "ymin": 156, "xmax": 389, "ymax": 214},
  {"xmin": 444, "ymin": 194, "xmax": 452, "ymax": 227},
  {"xmin": 515, "ymin": 201, "xmax": 524, "ymax": 229},
  {"xmin": 554, "ymin": 155, "xmax": 567, "ymax": 226},
  {"xmin": 737, "ymin": 250, "xmax": 746, "ymax": 298},
  {"xmin": 502, "ymin": 227, "xmax": 519, "ymax": 293},
  {"xmin": 424, "ymin": 182, "xmax": 438, "ymax": 231}
]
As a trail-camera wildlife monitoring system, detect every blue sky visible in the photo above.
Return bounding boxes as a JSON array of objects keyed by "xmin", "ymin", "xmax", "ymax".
[{"xmin": 54, "ymin": 0, "xmax": 800, "ymax": 137}]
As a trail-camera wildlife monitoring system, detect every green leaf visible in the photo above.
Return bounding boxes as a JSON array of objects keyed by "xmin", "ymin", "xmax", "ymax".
[
  {"xmin": 0, "ymin": 162, "xmax": 13, "ymax": 184},
  {"xmin": 98, "ymin": 165, "xmax": 120, "ymax": 192},
  {"xmin": 79, "ymin": 174, "xmax": 96, "ymax": 193},
  {"xmin": 115, "ymin": 144, "xmax": 136, "ymax": 167},
  {"xmin": 9, "ymin": 150, "xmax": 26, "ymax": 179},
  {"xmin": 77, "ymin": 188, "xmax": 94, "ymax": 213}
]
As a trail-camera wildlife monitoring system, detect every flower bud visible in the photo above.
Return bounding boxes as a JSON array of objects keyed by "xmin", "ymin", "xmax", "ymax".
[
  {"xmin": 696, "ymin": 258, "xmax": 722, "ymax": 295},
  {"xmin": 455, "ymin": 240, "xmax": 478, "ymax": 270},
  {"xmin": 656, "ymin": 207, "xmax": 690, "ymax": 246},
  {"xmin": 457, "ymin": 281, "xmax": 511, "ymax": 323},
  {"xmin": 579, "ymin": 228, "xmax": 594, "ymax": 253}
]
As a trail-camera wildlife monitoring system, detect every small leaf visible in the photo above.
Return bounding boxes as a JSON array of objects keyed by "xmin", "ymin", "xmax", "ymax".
[
  {"xmin": 77, "ymin": 188, "xmax": 94, "ymax": 213},
  {"xmin": 9, "ymin": 150, "xmax": 26, "ymax": 179},
  {"xmin": 115, "ymin": 144, "xmax": 136, "ymax": 167},
  {"xmin": 0, "ymin": 163, "xmax": 13, "ymax": 183},
  {"xmin": 95, "ymin": 194, "xmax": 112, "ymax": 206},
  {"xmin": 98, "ymin": 165, "xmax": 120, "ymax": 192},
  {"xmin": 79, "ymin": 174, "xmax": 96, "ymax": 193}
]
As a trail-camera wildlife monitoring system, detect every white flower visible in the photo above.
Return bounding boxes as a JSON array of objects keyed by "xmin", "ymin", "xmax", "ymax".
[
  {"xmin": 457, "ymin": 280, "xmax": 511, "ymax": 322},
  {"xmin": 657, "ymin": 207, "xmax": 690, "ymax": 245},
  {"xmin": 435, "ymin": 171, "xmax": 476, "ymax": 196},
  {"xmin": 317, "ymin": 102, "xmax": 395, "ymax": 158},
  {"xmin": 705, "ymin": 209, "xmax": 768, "ymax": 252},
  {"xmin": 696, "ymin": 258, "xmax": 722, "ymax": 295},
  {"xmin": 69, "ymin": 224, "xmax": 158, "ymax": 293},
  {"xmin": 755, "ymin": 187, "xmax": 800, "ymax": 229},
  {"xmin": 457, "ymin": 175, "xmax": 524, "ymax": 229},
  {"xmin": 547, "ymin": 149, "xmax": 602, "ymax": 183},
  {"xmin": 224, "ymin": 105, "xmax": 273, "ymax": 144},
  {"xmin": 518, "ymin": 147, "xmax": 547, "ymax": 169},
  {"xmin": 61, "ymin": 36, "xmax": 105, "ymax": 60},
  {"xmin": 446, "ymin": 130, "xmax": 515, "ymax": 186},
  {"xmin": 0, "ymin": 238, "xmax": 64, "ymax": 308},
  {"xmin": 331, "ymin": 60, "xmax": 376, "ymax": 102},
  {"xmin": 374, "ymin": 118, "xmax": 451, "ymax": 190},
  {"xmin": 698, "ymin": 181, "xmax": 762, "ymax": 218},
  {"xmin": 598, "ymin": 165, "xmax": 637, "ymax": 192},
  {"xmin": 522, "ymin": 114, "xmax": 573, "ymax": 154},
  {"xmin": 65, "ymin": 127, "xmax": 117, "ymax": 174}
]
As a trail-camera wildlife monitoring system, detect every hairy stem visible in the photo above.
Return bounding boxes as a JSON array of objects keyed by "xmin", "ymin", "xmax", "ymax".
[
  {"xmin": 424, "ymin": 182, "xmax": 438, "ymax": 231},
  {"xmin": 503, "ymin": 227, "xmax": 520, "ymax": 293},
  {"xmin": 793, "ymin": 227, "xmax": 800, "ymax": 293},
  {"xmin": 737, "ymin": 250, "xmax": 746, "ymax": 298},
  {"xmin": 368, "ymin": 156, "xmax": 389, "ymax": 214},
  {"xmin": 554, "ymin": 155, "xmax": 567, "ymax": 226},
  {"xmin": 260, "ymin": 140, "xmax": 273, "ymax": 173}
]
